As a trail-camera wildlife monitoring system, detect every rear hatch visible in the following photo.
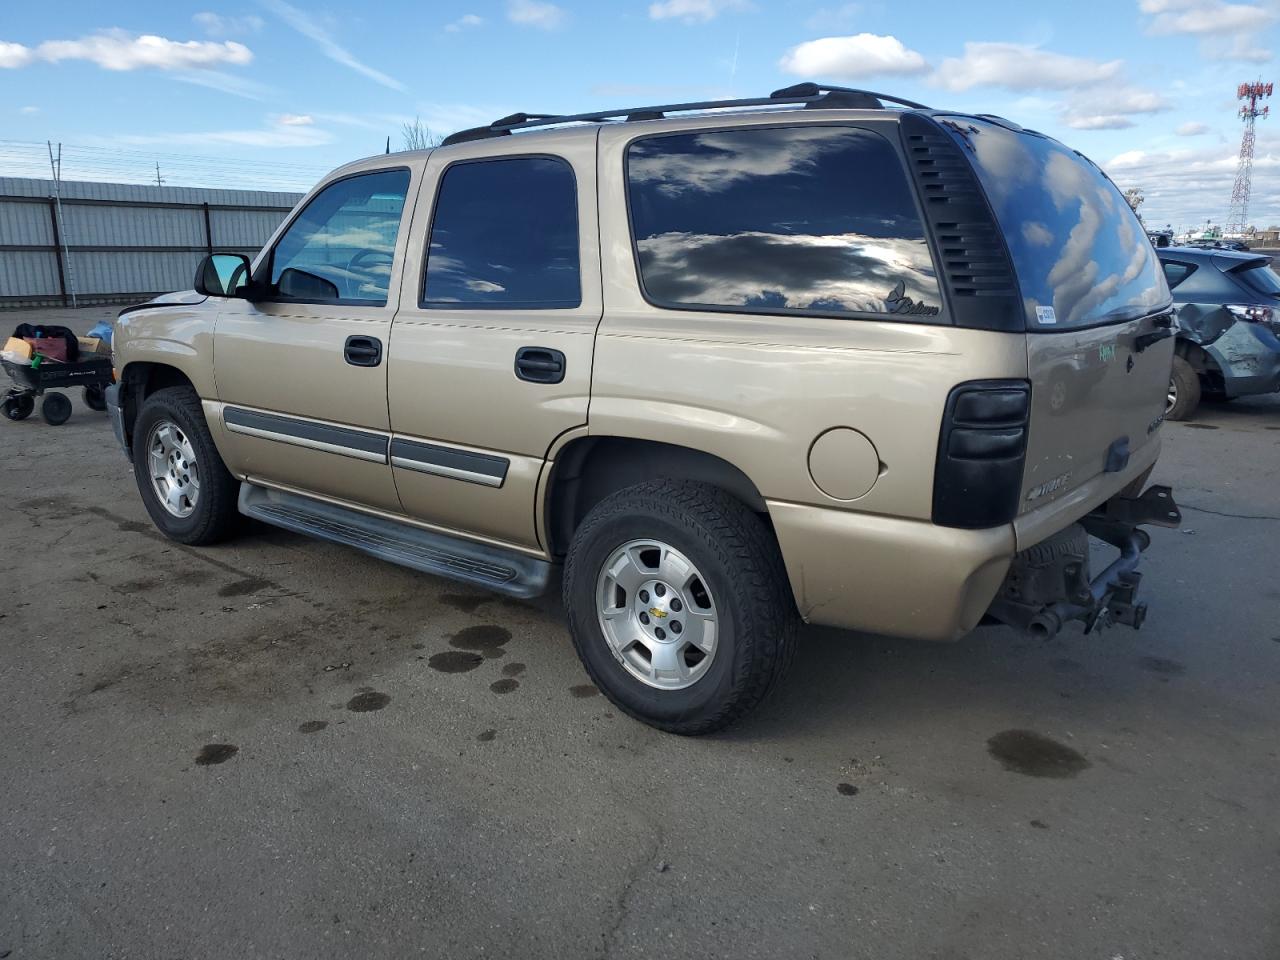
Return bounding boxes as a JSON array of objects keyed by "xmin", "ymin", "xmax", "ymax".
[{"xmin": 944, "ymin": 118, "xmax": 1173, "ymax": 513}]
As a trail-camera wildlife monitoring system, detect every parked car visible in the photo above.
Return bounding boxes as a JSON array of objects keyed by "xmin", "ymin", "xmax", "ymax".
[
  {"xmin": 1158, "ymin": 246, "xmax": 1280, "ymax": 419},
  {"xmin": 107, "ymin": 83, "xmax": 1181, "ymax": 734}
]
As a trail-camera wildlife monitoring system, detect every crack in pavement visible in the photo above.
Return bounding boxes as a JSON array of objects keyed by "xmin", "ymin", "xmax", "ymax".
[{"xmin": 1180, "ymin": 502, "xmax": 1280, "ymax": 523}]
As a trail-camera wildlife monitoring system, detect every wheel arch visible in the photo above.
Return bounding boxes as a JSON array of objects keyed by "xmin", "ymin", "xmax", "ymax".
[
  {"xmin": 117, "ymin": 361, "xmax": 198, "ymax": 450},
  {"xmin": 542, "ymin": 435, "xmax": 770, "ymax": 559}
]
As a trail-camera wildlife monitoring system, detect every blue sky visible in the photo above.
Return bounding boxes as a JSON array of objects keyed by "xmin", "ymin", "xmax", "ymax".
[{"xmin": 3, "ymin": 0, "xmax": 1279, "ymax": 229}]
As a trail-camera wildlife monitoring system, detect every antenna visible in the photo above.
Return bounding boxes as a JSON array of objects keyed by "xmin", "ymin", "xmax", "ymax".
[
  {"xmin": 1225, "ymin": 80, "xmax": 1272, "ymax": 236},
  {"xmin": 154, "ymin": 161, "xmax": 165, "ymax": 187}
]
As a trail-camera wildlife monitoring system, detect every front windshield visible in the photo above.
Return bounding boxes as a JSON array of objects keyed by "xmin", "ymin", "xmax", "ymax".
[{"xmin": 943, "ymin": 117, "xmax": 1170, "ymax": 330}]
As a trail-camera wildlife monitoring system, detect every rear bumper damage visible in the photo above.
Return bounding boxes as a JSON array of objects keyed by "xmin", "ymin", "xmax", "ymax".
[{"xmin": 987, "ymin": 485, "xmax": 1182, "ymax": 640}]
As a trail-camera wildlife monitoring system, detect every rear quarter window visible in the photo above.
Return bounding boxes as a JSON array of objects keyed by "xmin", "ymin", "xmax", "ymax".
[{"xmin": 625, "ymin": 125, "xmax": 942, "ymax": 321}]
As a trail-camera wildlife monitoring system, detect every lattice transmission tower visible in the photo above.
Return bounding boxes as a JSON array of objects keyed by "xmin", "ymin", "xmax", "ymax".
[{"xmin": 1226, "ymin": 81, "xmax": 1272, "ymax": 235}]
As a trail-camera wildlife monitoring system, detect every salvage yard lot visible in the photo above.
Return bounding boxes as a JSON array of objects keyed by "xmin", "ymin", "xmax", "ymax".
[{"xmin": 2, "ymin": 309, "xmax": 1279, "ymax": 960}]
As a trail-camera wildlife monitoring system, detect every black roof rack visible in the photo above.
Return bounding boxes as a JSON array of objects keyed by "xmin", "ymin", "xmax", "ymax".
[{"xmin": 439, "ymin": 83, "xmax": 930, "ymax": 146}]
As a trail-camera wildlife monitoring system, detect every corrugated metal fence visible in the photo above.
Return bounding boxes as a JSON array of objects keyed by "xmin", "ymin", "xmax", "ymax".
[{"xmin": 0, "ymin": 177, "xmax": 303, "ymax": 309}]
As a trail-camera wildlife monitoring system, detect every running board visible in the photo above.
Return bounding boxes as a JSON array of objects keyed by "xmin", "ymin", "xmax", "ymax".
[{"xmin": 238, "ymin": 483, "xmax": 550, "ymax": 599}]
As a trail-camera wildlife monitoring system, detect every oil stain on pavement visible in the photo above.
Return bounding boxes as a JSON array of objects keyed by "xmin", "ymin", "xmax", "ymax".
[
  {"xmin": 195, "ymin": 744, "xmax": 238, "ymax": 766},
  {"xmin": 449, "ymin": 625, "xmax": 511, "ymax": 658},
  {"xmin": 489, "ymin": 679, "xmax": 519, "ymax": 695},
  {"xmin": 501, "ymin": 662, "xmax": 526, "ymax": 677},
  {"xmin": 298, "ymin": 720, "xmax": 328, "ymax": 733},
  {"xmin": 987, "ymin": 730, "xmax": 1090, "ymax": 778},
  {"xmin": 428, "ymin": 651, "xmax": 484, "ymax": 673},
  {"xmin": 569, "ymin": 684, "xmax": 599, "ymax": 698},
  {"xmin": 346, "ymin": 692, "xmax": 391, "ymax": 712}
]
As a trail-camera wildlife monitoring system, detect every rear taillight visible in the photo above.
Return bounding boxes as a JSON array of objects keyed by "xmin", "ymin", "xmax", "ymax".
[
  {"xmin": 1226, "ymin": 303, "xmax": 1274, "ymax": 323},
  {"xmin": 933, "ymin": 380, "xmax": 1031, "ymax": 529}
]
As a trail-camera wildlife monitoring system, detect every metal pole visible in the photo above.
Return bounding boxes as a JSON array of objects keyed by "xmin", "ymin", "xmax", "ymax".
[
  {"xmin": 47, "ymin": 198, "xmax": 68, "ymax": 307},
  {"xmin": 47, "ymin": 141, "xmax": 77, "ymax": 308},
  {"xmin": 203, "ymin": 201, "xmax": 214, "ymax": 254}
]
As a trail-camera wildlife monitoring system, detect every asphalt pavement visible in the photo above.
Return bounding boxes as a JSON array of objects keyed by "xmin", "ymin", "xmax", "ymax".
[{"xmin": 1, "ymin": 308, "xmax": 1278, "ymax": 959}]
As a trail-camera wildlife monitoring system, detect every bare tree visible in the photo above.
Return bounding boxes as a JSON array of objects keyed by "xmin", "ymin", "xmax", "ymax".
[
  {"xmin": 1122, "ymin": 187, "xmax": 1145, "ymax": 219},
  {"xmin": 401, "ymin": 117, "xmax": 442, "ymax": 151}
]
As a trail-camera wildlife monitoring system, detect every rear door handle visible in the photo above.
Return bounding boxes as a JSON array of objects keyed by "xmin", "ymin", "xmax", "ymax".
[
  {"xmin": 515, "ymin": 346, "xmax": 565, "ymax": 384},
  {"xmin": 344, "ymin": 335, "xmax": 382, "ymax": 367}
]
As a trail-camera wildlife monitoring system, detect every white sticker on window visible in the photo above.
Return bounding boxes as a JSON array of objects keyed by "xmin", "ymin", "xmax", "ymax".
[{"xmin": 1036, "ymin": 305, "xmax": 1057, "ymax": 325}]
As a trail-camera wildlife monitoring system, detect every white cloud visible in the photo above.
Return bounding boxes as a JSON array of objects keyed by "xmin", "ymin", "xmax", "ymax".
[
  {"xmin": 264, "ymin": 0, "xmax": 405, "ymax": 91},
  {"xmin": 1177, "ymin": 121, "xmax": 1211, "ymax": 135},
  {"xmin": 1140, "ymin": 0, "xmax": 1275, "ymax": 35},
  {"xmin": 193, "ymin": 12, "xmax": 264, "ymax": 37},
  {"xmin": 445, "ymin": 14, "xmax": 485, "ymax": 31},
  {"xmin": 19, "ymin": 105, "xmax": 39, "ymax": 114},
  {"xmin": 3, "ymin": 31, "xmax": 253, "ymax": 71},
  {"xmin": 114, "ymin": 117, "xmax": 334, "ymax": 149},
  {"xmin": 507, "ymin": 0, "xmax": 567, "ymax": 29},
  {"xmin": 1061, "ymin": 85, "xmax": 1170, "ymax": 129},
  {"xmin": 0, "ymin": 41, "xmax": 33, "ymax": 68},
  {"xmin": 779, "ymin": 33, "xmax": 929, "ymax": 79},
  {"xmin": 1105, "ymin": 140, "xmax": 1280, "ymax": 227},
  {"xmin": 934, "ymin": 42, "xmax": 1123, "ymax": 91},
  {"xmin": 276, "ymin": 113, "xmax": 314, "ymax": 125},
  {"xmin": 174, "ymin": 69, "xmax": 274, "ymax": 101},
  {"xmin": 648, "ymin": 0, "xmax": 751, "ymax": 23},
  {"xmin": 1069, "ymin": 115, "xmax": 1138, "ymax": 130}
]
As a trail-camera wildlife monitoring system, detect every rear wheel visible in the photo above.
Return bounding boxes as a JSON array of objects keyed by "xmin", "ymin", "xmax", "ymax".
[
  {"xmin": 83, "ymin": 384, "xmax": 108, "ymax": 411},
  {"xmin": 41, "ymin": 392, "xmax": 72, "ymax": 425},
  {"xmin": 131, "ymin": 385, "xmax": 240, "ymax": 545},
  {"xmin": 1166, "ymin": 355, "xmax": 1201, "ymax": 421},
  {"xmin": 563, "ymin": 479, "xmax": 797, "ymax": 735}
]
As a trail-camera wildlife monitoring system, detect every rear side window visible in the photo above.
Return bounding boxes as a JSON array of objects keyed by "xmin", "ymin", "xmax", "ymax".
[
  {"xmin": 626, "ymin": 126, "xmax": 942, "ymax": 320},
  {"xmin": 1161, "ymin": 261, "xmax": 1197, "ymax": 290},
  {"xmin": 423, "ymin": 156, "xmax": 580, "ymax": 309},
  {"xmin": 945, "ymin": 118, "xmax": 1169, "ymax": 329}
]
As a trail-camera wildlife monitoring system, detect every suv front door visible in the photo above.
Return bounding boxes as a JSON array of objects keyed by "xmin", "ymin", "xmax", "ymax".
[
  {"xmin": 213, "ymin": 165, "xmax": 417, "ymax": 512},
  {"xmin": 387, "ymin": 137, "xmax": 601, "ymax": 550}
]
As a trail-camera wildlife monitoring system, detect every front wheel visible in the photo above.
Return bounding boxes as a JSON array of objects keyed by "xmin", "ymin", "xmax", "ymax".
[
  {"xmin": 563, "ymin": 479, "xmax": 797, "ymax": 735},
  {"xmin": 1166, "ymin": 355, "xmax": 1201, "ymax": 421},
  {"xmin": 130, "ymin": 385, "xmax": 241, "ymax": 545},
  {"xmin": 2, "ymin": 394, "xmax": 34, "ymax": 421}
]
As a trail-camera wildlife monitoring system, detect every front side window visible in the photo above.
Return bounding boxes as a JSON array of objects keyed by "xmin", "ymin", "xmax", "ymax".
[
  {"xmin": 423, "ymin": 156, "xmax": 580, "ymax": 308},
  {"xmin": 626, "ymin": 125, "xmax": 941, "ymax": 320},
  {"xmin": 270, "ymin": 168, "xmax": 410, "ymax": 305}
]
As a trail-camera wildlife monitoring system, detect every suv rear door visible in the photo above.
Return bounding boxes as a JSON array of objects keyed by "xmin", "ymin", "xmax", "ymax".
[
  {"xmin": 944, "ymin": 118, "xmax": 1173, "ymax": 532},
  {"xmin": 386, "ymin": 133, "xmax": 601, "ymax": 550}
]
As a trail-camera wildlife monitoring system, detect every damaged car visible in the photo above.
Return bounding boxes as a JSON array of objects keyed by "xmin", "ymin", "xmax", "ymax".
[{"xmin": 1159, "ymin": 247, "xmax": 1280, "ymax": 420}]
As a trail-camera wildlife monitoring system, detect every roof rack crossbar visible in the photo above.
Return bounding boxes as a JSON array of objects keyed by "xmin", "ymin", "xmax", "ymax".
[{"xmin": 439, "ymin": 82, "xmax": 931, "ymax": 146}]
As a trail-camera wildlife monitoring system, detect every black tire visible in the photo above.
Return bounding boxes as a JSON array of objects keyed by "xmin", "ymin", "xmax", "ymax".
[
  {"xmin": 131, "ymin": 385, "xmax": 241, "ymax": 545},
  {"xmin": 83, "ymin": 384, "xmax": 108, "ymax": 412},
  {"xmin": 2, "ymin": 394, "xmax": 34, "ymax": 421},
  {"xmin": 1166, "ymin": 355, "xmax": 1201, "ymax": 421},
  {"xmin": 563, "ymin": 479, "xmax": 798, "ymax": 736},
  {"xmin": 41, "ymin": 392, "xmax": 72, "ymax": 426}
]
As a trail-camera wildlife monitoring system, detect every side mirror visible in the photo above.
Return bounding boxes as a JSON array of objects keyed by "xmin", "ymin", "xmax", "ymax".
[{"xmin": 195, "ymin": 253, "xmax": 252, "ymax": 297}]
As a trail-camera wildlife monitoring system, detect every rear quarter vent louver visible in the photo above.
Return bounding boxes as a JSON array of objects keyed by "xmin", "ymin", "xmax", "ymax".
[
  {"xmin": 899, "ymin": 113, "xmax": 1024, "ymax": 332},
  {"xmin": 933, "ymin": 380, "xmax": 1031, "ymax": 529}
]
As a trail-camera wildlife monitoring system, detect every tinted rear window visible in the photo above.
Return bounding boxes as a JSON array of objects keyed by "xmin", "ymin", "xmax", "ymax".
[
  {"xmin": 626, "ymin": 126, "xmax": 941, "ymax": 320},
  {"xmin": 423, "ymin": 156, "xmax": 580, "ymax": 309},
  {"xmin": 944, "ymin": 118, "xmax": 1169, "ymax": 329},
  {"xmin": 1235, "ymin": 262, "xmax": 1280, "ymax": 298}
]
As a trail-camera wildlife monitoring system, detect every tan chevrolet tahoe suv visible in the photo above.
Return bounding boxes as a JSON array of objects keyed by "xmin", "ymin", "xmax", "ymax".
[{"xmin": 108, "ymin": 84, "xmax": 1182, "ymax": 734}]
